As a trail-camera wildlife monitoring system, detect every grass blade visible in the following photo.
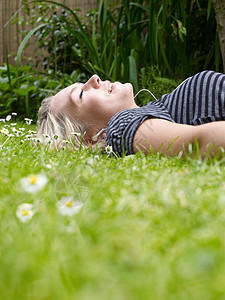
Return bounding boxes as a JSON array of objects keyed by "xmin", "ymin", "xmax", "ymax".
[
  {"xmin": 128, "ymin": 52, "xmax": 138, "ymax": 93},
  {"xmin": 16, "ymin": 23, "xmax": 46, "ymax": 68}
]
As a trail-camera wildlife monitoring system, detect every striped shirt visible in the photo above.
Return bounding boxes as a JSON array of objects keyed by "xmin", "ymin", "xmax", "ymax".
[{"xmin": 105, "ymin": 71, "xmax": 225, "ymax": 156}]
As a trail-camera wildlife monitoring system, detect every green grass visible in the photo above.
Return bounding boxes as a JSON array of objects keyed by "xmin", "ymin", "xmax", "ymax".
[{"xmin": 1, "ymin": 120, "xmax": 225, "ymax": 300}]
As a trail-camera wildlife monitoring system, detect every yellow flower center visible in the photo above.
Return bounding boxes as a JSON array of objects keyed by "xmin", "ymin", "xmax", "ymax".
[
  {"xmin": 66, "ymin": 200, "xmax": 73, "ymax": 207},
  {"xmin": 22, "ymin": 209, "xmax": 29, "ymax": 216},
  {"xmin": 28, "ymin": 175, "xmax": 37, "ymax": 184}
]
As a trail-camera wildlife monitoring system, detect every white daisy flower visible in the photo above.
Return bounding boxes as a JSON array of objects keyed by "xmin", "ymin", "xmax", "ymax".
[
  {"xmin": 7, "ymin": 134, "xmax": 15, "ymax": 137},
  {"xmin": 1, "ymin": 128, "xmax": 9, "ymax": 135},
  {"xmin": 24, "ymin": 118, "xmax": 33, "ymax": 125},
  {"xmin": 57, "ymin": 197, "xmax": 83, "ymax": 216},
  {"xmin": 20, "ymin": 174, "xmax": 48, "ymax": 193},
  {"xmin": 13, "ymin": 129, "xmax": 22, "ymax": 137},
  {"xmin": 71, "ymin": 132, "xmax": 81, "ymax": 137},
  {"xmin": 45, "ymin": 164, "xmax": 52, "ymax": 169},
  {"xmin": 87, "ymin": 158, "xmax": 94, "ymax": 165},
  {"xmin": 42, "ymin": 134, "xmax": 50, "ymax": 139},
  {"xmin": 63, "ymin": 140, "xmax": 70, "ymax": 144},
  {"xmin": 0, "ymin": 119, "xmax": 5, "ymax": 122},
  {"xmin": 105, "ymin": 145, "xmax": 113, "ymax": 155},
  {"xmin": 46, "ymin": 139, "xmax": 52, "ymax": 145},
  {"xmin": 6, "ymin": 115, "xmax": 11, "ymax": 121},
  {"xmin": 10, "ymin": 123, "xmax": 17, "ymax": 126},
  {"xmin": 28, "ymin": 130, "xmax": 37, "ymax": 135},
  {"xmin": 32, "ymin": 136, "xmax": 41, "ymax": 143},
  {"xmin": 16, "ymin": 203, "xmax": 35, "ymax": 223},
  {"xmin": 12, "ymin": 112, "xmax": 17, "ymax": 116}
]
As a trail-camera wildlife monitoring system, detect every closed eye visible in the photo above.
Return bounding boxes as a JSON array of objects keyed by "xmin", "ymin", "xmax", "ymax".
[{"xmin": 79, "ymin": 90, "xmax": 83, "ymax": 99}]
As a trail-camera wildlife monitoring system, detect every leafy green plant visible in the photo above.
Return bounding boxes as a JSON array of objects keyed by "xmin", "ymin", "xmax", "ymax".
[
  {"xmin": 0, "ymin": 64, "xmax": 86, "ymax": 119},
  {"xmin": 137, "ymin": 66, "xmax": 179, "ymax": 106},
  {"xmin": 18, "ymin": 0, "xmax": 221, "ymax": 86},
  {"xmin": 20, "ymin": 0, "xmax": 149, "ymax": 93},
  {"xmin": 2, "ymin": 0, "xmax": 222, "ymax": 117}
]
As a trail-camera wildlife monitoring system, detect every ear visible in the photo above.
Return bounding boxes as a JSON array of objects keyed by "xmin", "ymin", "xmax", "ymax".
[
  {"xmin": 101, "ymin": 132, "xmax": 106, "ymax": 139},
  {"xmin": 83, "ymin": 131, "xmax": 106, "ymax": 147},
  {"xmin": 91, "ymin": 129, "xmax": 106, "ymax": 142}
]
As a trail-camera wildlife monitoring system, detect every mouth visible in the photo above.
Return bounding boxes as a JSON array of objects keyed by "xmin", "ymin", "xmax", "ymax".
[{"xmin": 108, "ymin": 82, "xmax": 113, "ymax": 94}]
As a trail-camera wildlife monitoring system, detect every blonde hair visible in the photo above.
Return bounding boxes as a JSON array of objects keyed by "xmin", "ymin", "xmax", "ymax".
[{"xmin": 37, "ymin": 96, "xmax": 106, "ymax": 150}]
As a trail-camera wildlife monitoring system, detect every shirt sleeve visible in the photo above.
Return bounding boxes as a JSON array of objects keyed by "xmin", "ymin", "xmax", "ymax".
[{"xmin": 105, "ymin": 101, "xmax": 174, "ymax": 156}]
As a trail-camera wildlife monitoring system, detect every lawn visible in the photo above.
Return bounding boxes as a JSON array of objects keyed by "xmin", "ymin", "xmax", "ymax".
[{"xmin": 0, "ymin": 118, "xmax": 225, "ymax": 300}]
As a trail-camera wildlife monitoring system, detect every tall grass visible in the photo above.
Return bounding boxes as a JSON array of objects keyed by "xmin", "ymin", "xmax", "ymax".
[
  {"xmin": 15, "ymin": 0, "xmax": 220, "ymax": 85},
  {"xmin": 146, "ymin": 0, "xmax": 222, "ymax": 77}
]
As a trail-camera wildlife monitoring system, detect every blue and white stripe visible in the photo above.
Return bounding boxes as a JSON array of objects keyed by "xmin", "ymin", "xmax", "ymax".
[{"xmin": 106, "ymin": 71, "xmax": 225, "ymax": 156}]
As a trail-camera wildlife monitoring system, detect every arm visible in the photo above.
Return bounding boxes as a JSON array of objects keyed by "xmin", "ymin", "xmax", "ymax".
[{"xmin": 133, "ymin": 119, "xmax": 225, "ymax": 158}]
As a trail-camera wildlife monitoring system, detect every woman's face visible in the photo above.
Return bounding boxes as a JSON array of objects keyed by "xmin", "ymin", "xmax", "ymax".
[{"xmin": 51, "ymin": 75, "xmax": 138, "ymax": 133}]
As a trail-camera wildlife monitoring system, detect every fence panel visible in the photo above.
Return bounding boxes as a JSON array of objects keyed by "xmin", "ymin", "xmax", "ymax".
[{"xmin": 0, "ymin": 0, "xmax": 98, "ymax": 66}]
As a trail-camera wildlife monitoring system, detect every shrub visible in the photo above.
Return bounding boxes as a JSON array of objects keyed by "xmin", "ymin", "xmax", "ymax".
[
  {"xmin": 0, "ymin": 64, "xmax": 86, "ymax": 119},
  {"xmin": 18, "ymin": 0, "xmax": 221, "ymax": 86}
]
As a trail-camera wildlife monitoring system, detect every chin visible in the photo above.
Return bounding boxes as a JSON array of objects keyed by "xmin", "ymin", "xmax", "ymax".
[
  {"xmin": 125, "ymin": 82, "xmax": 133, "ymax": 89},
  {"xmin": 125, "ymin": 83, "xmax": 134, "ymax": 98}
]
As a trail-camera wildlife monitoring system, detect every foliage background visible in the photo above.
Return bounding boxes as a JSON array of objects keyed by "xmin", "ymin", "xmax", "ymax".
[{"xmin": 0, "ymin": 0, "xmax": 223, "ymax": 119}]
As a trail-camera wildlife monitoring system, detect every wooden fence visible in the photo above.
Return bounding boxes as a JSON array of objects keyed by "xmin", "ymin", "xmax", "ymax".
[{"xmin": 0, "ymin": 0, "xmax": 98, "ymax": 66}]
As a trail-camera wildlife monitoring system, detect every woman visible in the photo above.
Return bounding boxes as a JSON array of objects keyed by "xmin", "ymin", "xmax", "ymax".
[{"xmin": 37, "ymin": 70, "xmax": 225, "ymax": 157}]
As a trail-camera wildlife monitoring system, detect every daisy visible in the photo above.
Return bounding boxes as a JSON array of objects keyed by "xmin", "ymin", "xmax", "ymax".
[
  {"xmin": 28, "ymin": 130, "xmax": 37, "ymax": 135},
  {"xmin": 105, "ymin": 145, "xmax": 113, "ymax": 155},
  {"xmin": 13, "ymin": 129, "xmax": 22, "ymax": 137},
  {"xmin": 32, "ymin": 136, "xmax": 41, "ymax": 143},
  {"xmin": 1, "ymin": 128, "xmax": 9, "ymax": 135},
  {"xmin": 46, "ymin": 139, "xmax": 52, "ymax": 145},
  {"xmin": 57, "ymin": 196, "xmax": 83, "ymax": 216},
  {"xmin": 71, "ymin": 132, "xmax": 81, "ymax": 137},
  {"xmin": 24, "ymin": 118, "xmax": 33, "ymax": 125},
  {"xmin": 20, "ymin": 174, "xmax": 48, "ymax": 193},
  {"xmin": 16, "ymin": 203, "xmax": 35, "ymax": 223},
  {"xmin": 6, "ymin": 115, "xmax": 11, "ymax": 121},
  {"xmin": 62, "ymin": 140, "xmax": 70, "ymax": 144},
  {"xmin": 87, "ymin": 158, "xmax": 94, "ymax": 165},
  {"xmin": 45, "ymin": 164, "xmax": 52, "ymax": 169}
]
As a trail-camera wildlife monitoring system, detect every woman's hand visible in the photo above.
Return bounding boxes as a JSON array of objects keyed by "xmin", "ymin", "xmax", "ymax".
[{"xmin": 133, "ymin": 119, "xmax": 225, "ymax": 158}]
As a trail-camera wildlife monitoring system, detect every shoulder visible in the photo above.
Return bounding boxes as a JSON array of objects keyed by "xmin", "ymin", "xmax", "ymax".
[
  {"xmin": 105, "ymin": 102, "xmax": 174, "ymax": 156},
  {"xmin": 133, "ymin": 118, "xmax": 198, "ymax": 156},
  {"xmin": 105, "ymin": 108, "xmax": 140, "ymax": 155}
]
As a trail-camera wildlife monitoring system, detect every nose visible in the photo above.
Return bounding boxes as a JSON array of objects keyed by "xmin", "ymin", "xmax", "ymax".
[{"xmin": 84, "ymin": 74, "xmax": 101, "ymax": 89}]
